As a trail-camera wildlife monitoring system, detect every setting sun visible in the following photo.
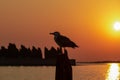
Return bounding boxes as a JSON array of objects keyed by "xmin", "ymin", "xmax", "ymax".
[{"xmin": 114, "ymin": 22, "xmax": 120, "ymax": 31}]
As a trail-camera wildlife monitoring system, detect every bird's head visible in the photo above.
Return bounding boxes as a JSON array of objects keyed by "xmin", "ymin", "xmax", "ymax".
[{"xmin": 50, "ymin": 32, "xmax": 60, "ymax": 36}]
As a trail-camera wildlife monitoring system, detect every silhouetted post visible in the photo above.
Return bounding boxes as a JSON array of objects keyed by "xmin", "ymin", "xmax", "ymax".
[{"xmin": 55, "ymin": 48, "xmax": 72, "ymax": 80}]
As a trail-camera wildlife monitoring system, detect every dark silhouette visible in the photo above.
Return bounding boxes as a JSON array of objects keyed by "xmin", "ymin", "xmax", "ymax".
[
  {"xmin": 44, "ymin": 47, "xmax": 57, "ymax": 59},
  {"xmin": 0, "ymin": 43, "xmax": 76, "ymax": 66},
  {"xmin": 19, "ymin": 45, "xmax": 31, "ymax": 58},
  {"xmin": 50, "ymin": 32, "xmax": 76, "ymax": 80},
  {"xmin": 50, "ymin": 31, "xmax": 78, "ymax": 49},
  {"xmin": 31, "ymin": 46, "xmax": 42, "ymax": 58},
  {"xmin": 55, "ymin": 48, "xmax": 72, "ymax": 80},
  {"xmin": 8, "ymin": 43, "xmax": 19, "ymax": 57},
  {"xmin": 50, "ymin": 32, "xmax": 74, "ymax": 80}
]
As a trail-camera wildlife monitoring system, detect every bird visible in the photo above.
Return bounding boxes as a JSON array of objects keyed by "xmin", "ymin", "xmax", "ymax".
[{"xmin": 50, "ymin": 31, "xmax": 78, "ymax": 49}]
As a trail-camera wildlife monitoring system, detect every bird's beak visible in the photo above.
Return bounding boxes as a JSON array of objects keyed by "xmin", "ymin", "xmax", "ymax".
[{"xmin": 50, "ymin": 32, "xmax": 54, "ymax": 35}]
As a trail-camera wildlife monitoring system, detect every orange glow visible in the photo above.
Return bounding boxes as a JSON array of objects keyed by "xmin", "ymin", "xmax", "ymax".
[{"xmin": 0, "ymin": 0, "xmax": 120, "ymax": 61}]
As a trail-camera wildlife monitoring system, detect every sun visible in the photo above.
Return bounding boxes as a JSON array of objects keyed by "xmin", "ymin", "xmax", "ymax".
[{"xmin": 113, "ymin": 22, "xmax": 120, "ymax": 31}]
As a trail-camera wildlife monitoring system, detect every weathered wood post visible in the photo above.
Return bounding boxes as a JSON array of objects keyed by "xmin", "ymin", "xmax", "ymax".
[{"xmin": 55, "ymin": 48, "xmax": 72, "ymax": 80}]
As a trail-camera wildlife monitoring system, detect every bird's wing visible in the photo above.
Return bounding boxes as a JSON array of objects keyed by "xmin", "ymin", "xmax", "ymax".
[
  {"xmin": 59, "ymin": 35, "xmax": 78, "ymax": 48},
  {"xmin": 57, "ymin": 36, "xmax": 72, "ymax": 46},
  {"xmin": 56, "ymin": 36, "xmax": 69, "ymax": 45},
  {"xmin": 59, "ymin": 35, "xmax": 71, "ymax": 43}
]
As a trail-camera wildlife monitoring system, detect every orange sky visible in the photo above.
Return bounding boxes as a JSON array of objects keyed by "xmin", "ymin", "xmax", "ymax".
[{"xmin": 0, "ymin": 0, "xmax": 120, "ymax": 62}]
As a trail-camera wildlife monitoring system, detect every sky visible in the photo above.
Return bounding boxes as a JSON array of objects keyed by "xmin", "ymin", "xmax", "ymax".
[{"xmin": 0, "ymin": 0, "xmax": 120, "ymax": 62}]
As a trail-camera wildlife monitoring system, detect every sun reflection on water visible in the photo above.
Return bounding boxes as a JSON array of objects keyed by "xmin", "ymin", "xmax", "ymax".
[{"xmin": 106, "ymin": 63, "xmax": 120, "ymax": 80}]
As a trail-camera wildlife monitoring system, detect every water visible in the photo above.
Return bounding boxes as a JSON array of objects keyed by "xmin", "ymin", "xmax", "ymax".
[{"xmin": 0, "ymin": 63, "xmax": 120, "ymax": 80}]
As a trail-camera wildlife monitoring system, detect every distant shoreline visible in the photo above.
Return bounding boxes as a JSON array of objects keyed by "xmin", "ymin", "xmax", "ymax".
[
  {"xmin": 77, "ymin": 61, "xmax": 120, "ymax": 63},
  {"xmin": 76, "ymin": 61, "xmax": 120, "ymax": 66}
]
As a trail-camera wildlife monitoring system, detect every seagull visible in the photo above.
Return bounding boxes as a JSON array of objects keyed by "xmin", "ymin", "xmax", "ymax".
[{"xmin": 50, "ymin": 31, "xmax": 78, "ymax": 49}]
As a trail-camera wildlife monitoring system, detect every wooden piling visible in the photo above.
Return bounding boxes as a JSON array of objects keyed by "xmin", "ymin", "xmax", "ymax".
[{"xmin": 55, "ymin": 49, "xmax": 72, "ymax": 80}]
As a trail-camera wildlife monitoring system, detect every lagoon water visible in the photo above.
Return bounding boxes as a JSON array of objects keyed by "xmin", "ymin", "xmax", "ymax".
[{"xmin": 0, "ymin": 63, "xmax": 120, "ymax": 80}]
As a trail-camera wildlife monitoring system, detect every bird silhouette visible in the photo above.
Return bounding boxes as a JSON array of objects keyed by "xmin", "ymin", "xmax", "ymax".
[{"xmin": 50, "ymin": 32, "xmax": 78, "ymax": 49}]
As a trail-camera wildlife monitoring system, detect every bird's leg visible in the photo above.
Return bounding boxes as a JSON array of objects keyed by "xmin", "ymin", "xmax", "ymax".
[
  {"xmin": 59, "ymin": 47, "xmax": 63, "ymax": 54},
  {"xmin": 63, "ymin": 47, "xmax": 67, "ymax": 54}
]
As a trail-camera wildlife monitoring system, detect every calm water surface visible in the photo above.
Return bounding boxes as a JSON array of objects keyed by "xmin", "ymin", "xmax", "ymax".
[{"xmin": 0, "ymin": 63, "xmax": 120, "ymax": 80}]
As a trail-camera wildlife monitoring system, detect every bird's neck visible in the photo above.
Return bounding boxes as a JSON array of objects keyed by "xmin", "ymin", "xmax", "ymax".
[{"xmin": 54, "ymin": 35, "xmax": 58, "ymax": 40}]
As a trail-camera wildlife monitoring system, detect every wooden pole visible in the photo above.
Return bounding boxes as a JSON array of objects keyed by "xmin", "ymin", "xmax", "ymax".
[{"xmin": 55, "ymin": 49, "xmax": 72, "ymax": 80}]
